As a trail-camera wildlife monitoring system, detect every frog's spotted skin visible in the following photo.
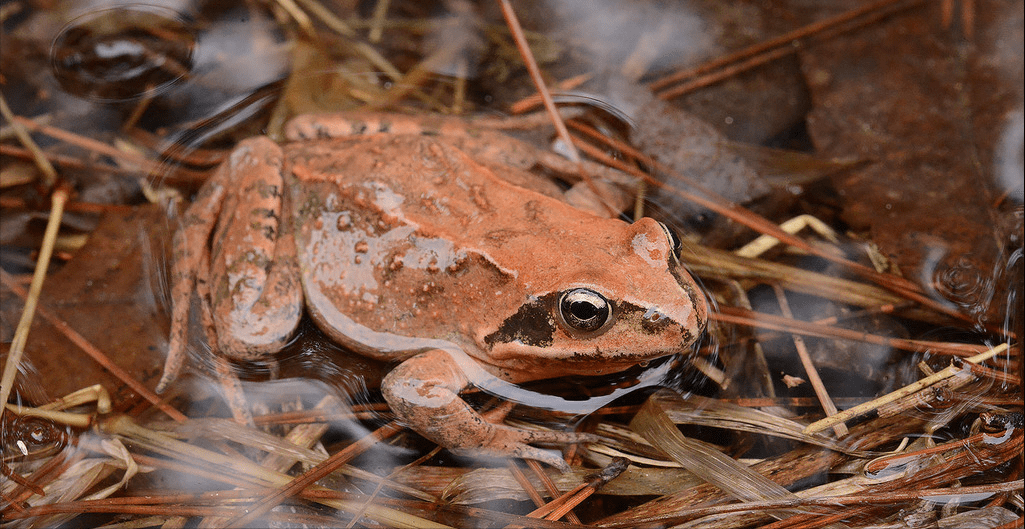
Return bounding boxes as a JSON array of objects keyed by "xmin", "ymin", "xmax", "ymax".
[{"xmin": 160, "ymin": 112, "xmax": 708, "ymax": 469}]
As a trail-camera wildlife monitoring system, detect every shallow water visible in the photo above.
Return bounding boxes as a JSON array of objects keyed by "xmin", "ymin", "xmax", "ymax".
[{"xmin": 1, "ymin": 1, "xmax": 1022, "ymax": 527}]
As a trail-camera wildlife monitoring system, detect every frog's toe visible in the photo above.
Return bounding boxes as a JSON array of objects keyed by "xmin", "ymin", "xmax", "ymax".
[
  {"xmin": 511, "ymin": 444, "xmax": 572, "ymax": 472},
  {"xmin": 479, "ymin": 426, "xmax": 597, "ymax": 470},
  {"xmin": 452, "ymin": 442, "xmax": 571, "ymax": 471},
  {"xmin": 513, "ymin": 428, "xmax": 601, "ymax": 445}
]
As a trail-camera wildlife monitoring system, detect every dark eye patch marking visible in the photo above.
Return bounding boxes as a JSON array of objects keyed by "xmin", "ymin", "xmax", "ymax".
[{"xmin": 484, "ymin": 293, "xmax": 558, "ymax": 348}]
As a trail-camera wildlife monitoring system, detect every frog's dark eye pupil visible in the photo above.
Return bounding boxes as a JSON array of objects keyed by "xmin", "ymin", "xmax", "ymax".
[{"xmin": 559, "ymin": 288, "xmax": 612, "ymax": 333}]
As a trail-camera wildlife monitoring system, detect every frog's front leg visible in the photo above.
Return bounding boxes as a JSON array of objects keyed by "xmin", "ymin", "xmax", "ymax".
[{"xmin": 382, "ymin": 349, "xmax": 587, "ymax": 470}]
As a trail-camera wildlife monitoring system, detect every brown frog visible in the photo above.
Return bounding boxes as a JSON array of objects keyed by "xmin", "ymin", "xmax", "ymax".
[{"xmin": 158, "ymin": 112, "xmax": 708, "ymax": 468}]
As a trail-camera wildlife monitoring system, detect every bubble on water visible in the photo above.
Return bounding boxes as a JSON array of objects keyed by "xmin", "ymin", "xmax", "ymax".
[
  {"xmin": 935, "ymin": 257, "xmax": 987, "ymax": 303},
  {"xmin": 50, "ymin": 5, "xmax": 195, "ymax": 102}
]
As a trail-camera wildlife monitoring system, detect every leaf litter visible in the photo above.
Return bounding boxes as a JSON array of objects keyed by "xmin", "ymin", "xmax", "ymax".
[{"xmin": 1, "ymin": 1, "xmax": 1021, "ymax": 527}]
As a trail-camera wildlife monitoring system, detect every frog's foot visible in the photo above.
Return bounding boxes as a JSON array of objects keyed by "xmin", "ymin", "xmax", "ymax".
[
  {"xmin": 382, "ymin": 349, "xmax": 593, "ymax": 471},
  {"xmin": 214, "ymin": 355, "xmax": 255, "ymax": 425}
]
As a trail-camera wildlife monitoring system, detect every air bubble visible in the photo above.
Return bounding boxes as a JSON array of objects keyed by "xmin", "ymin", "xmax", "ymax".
[{"xmin": 51, "ymin": 5, "xmax": 195, "ymax": 102}]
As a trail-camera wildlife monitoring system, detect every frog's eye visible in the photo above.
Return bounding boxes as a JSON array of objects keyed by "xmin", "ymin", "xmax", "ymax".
[
  {"xmin": 558, "ymin": 288, "xmax": 614, "ymax": 334},
  {"xmin": 658, "ymin": 222, "xmax": 683, "ymax": 257}
]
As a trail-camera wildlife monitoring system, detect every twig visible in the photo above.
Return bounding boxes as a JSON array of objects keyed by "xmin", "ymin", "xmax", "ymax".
[
  {"xmin": 221, "ymin": 421, "xmax": 404, "ymax": 528},
  {"xmin": 368, "ymin": 0, "xmax": 391, "ymax": 42},
  {"xmin": 272, "ymin": 0, "xmax": 317, "ymax": 38},
  {"xmin": 0, "ymin": 93, "xmax": 58, "ymax": 188},
  {"xmin": 496, "ymin": 0, "xmax": 580, "ymax": 164},
  {"xmin": 803, "ymin": 343, "xmax": 1010, "ymax": 434},
  {"xmin": 650, "ymin": 0, "xmax": 924, "ymax": 99},
  {"xmin": 294, "ymin": 0, "xmax": 356, "ymax": 37},
  {"xmin": 0, "ymin": 188, "xmax": 67, "ymax": 421},
  {"xmin": 773, "ymin": 285, "xmax": 847, "ymax": 437}
]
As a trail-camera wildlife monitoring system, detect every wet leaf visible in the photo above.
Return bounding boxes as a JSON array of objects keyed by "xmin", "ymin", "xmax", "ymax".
[{"xmin": 16, "ymin": 205, "xmax": 170, "ymax": 405}]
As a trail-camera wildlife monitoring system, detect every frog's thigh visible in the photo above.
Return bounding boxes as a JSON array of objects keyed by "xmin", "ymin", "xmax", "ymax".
[{"xmin": 208, "ymin": 137, "xmax": 302, "ymax": 360}]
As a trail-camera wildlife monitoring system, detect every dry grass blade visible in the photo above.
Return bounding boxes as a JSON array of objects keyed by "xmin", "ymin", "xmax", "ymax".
[
  {"xmin": 0, "ymin": 188, "xmax": 67, "ymax": 420},
  {"xmin": 164, "ymin": 417, "xmax": 433, "ymax": 501},
  {"xmin": 803, "ymin": 343, "xmax": 1011, "ymax": 434},
  {"xmin": 96, "ymin": 416, "xmax": 445, "ymax": 528},
  {"xmin": 0, "ymin": 94, "xmax": 58, "ymax": 187},
  {"xmin": 629, "ymin": 391, "xmax": 813, "ymax": 522},
  {"xmin": 659, "ymin": 395, "xmax": 872, "ymax": 457},
  {"xmin": 220, "ymin": 421, "xmax": 407, "ymax": 528},
  {"xmin": 678, "ymin": 245, "xmax": 905, "ymax": 310}
]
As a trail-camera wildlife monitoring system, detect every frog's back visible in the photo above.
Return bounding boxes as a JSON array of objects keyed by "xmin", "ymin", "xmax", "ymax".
[{"xmin": 281, "ymin": 134, "xmax": 594, "ymax": 359}]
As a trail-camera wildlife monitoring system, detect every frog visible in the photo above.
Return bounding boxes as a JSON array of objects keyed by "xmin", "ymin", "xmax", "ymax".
[{"xmin": 157, "ymin": 111, "xmax": 708, "ymax": 469}]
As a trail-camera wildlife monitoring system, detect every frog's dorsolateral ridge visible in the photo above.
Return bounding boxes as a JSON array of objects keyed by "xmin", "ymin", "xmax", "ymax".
[{"xmin": 159, "ymin": 112, "xmax": 708, "ymax": 469}]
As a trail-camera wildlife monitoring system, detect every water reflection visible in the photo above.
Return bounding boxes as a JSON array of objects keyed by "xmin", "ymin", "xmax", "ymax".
[{"xmin": 1, "ymin": 0, "xmax": 1021, "ymax": 527}]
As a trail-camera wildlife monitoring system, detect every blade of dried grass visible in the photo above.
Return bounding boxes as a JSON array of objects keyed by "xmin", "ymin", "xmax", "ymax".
[
  {"xmin": 272, "ymin": 0, "xmax": 316, "ymax": 38},
  {"xmin": 630, "ymin": 390, "xmax": 806, "ymax": 521},
  {"xmin": 599, "ymin": 412, "xmax": 928, "ymax": 525},
  {"xmin": 0, "ymin": 188, "xmax": 66, "ymax": 421},
  {"xmin": 0, "ymin": 95, "xmax": 58, "ymax": 187},
  {"xmin": 294, "ymin": 0, "xmax": 356, "ymax": 37},
  {"xmin": 773, "ymin": 285, "xmax": 847, "ymax": 437},
  {"xmin": 803, "ymin": 343, "xmax": 1010, "ymax": 434},
  {"xmin": 220, "ymin": 421, "xmax": 414, "ymax": 528},
  {"xmin": 659, "ymin": 395, "xmax": 872, "ymax": 457},
  {"xmin": 166, "ymin": 417, "xmax": 434, "ymax": 501},
  {"xmin": 678, "ymin": 246, "xmax": 903, "ymax": 309},
  {"xmin": 103, "ymin": 417, "xmax": 446, "ymax": 528}
]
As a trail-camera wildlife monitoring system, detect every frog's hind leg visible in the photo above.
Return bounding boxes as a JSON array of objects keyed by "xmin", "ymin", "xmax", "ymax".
[
  {"xmin": 158, "ymin": 157, "xmax": 231, "ymax": 393},
  {"xmin": 206, "ymin": 137, "xmax": 303, "ymax": 364},
  {"xmin": 160, "ymin": 137, "xmax": 302, "ymax": 429}
]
